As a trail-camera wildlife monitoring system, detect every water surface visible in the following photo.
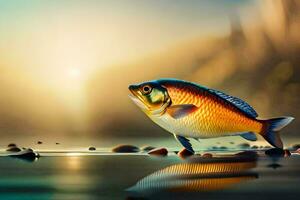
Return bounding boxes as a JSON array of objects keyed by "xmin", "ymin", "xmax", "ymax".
[{"xmin": 0, "ymin": 151, "xmax": 299, "ymax": 200}]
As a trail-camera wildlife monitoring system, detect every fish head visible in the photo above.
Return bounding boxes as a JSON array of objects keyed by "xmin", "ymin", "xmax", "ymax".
[{"xmin": 128, "ymin": 80, "xmax": 171, "ymax": 116}]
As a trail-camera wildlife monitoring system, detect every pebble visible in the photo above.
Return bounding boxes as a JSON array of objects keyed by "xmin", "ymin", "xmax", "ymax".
[
  {"xmin": 7, "ymin": 143, "xmax": 17, "ymax": 147},
  {"xmin": 112, "ymin": 145, "xmax": 140, "ymax": 153},
  {"xmin": 140, "ymin": 146, "xmax": 156, "ymax": 152},
  {"xmin": 148, "ymin": 148, "xmax": 168, "ymax": 156},
  {"xmin": 89, "ymin": 147, "xmax": 96, "ymax": 151},
  {"xmin": 56, "ymin": 142, "xmax": 60, "ymax": 145},
  {"xmin": 37, "ymin": 141, "xmax": 43, "ymax": 144},
  {"xmin": 9, "ymin": 148, "xmax": 40, "ymax": 161},
  {"xmin": 265, "ymin": 148, "xmax": 285, "ymax": 157},
  {"xmin": 177, "ymin": 148, "xmax": 194, "ymax": 159},
  {"xmin": 6, "ymin": 147, "xmax": 21, "ymax": 152},
  {"xmin": 202, "ymin": 153, "xmax": 213, "ymax": 158}
]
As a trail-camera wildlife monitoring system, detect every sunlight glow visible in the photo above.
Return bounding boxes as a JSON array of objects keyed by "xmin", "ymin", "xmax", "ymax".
[
  {"xmin": 66, "ymin": 156, "xmax": 82, "ymax": 171},
  {"xmin": 66, "ymin": 152, "xmax": 84, "ymax": 156},
  {"xmin": 68, "ymin": 68, "xmax": 81, "ymax": 78}
]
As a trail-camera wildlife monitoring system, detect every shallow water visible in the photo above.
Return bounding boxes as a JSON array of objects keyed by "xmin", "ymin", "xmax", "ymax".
[{"xmin": 0, "ymin": 151, "xmax": 299, "ymax": 200}]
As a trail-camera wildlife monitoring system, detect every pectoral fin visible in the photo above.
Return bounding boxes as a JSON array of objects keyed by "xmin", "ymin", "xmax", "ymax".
[
  {"xmin": 240, "ymin": 132, "xmax": 257, "ymax": 141},
  {"xmin": 174, "ymin": 134, "xmax": 194, "ymax": 153},
  {"xmin": 167, "ymin": 104, "xmax": 198, "ymax": 119}
]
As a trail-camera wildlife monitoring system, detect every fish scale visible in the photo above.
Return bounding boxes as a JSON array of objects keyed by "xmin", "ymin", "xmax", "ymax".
[{"xmin": 159, "ymin": 83, "xmax": 262, "ymax": 138}]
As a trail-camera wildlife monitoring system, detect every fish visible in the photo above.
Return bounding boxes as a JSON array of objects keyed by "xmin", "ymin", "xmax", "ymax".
[
  {"xmin": 128, "ymin": 78, "xmax": 294, "ymax": 153},
  {"xmin": 127, "ymin": 157, "xmax": 258, "ymax": 193}
]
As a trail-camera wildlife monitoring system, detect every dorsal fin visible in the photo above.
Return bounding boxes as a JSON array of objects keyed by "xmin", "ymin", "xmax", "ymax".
[{"xmin": 208, "ymin": 88, "xmax": 258, "ymax": 118}]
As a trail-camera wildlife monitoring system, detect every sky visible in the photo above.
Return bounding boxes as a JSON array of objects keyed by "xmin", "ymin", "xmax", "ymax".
[
  {"xmin": 0, "ymin": 0, "xmax": 255, "ymax": 77},
  {"xmin": 0, "ymin": 0, "xmax": 258, "ymax": 136}
]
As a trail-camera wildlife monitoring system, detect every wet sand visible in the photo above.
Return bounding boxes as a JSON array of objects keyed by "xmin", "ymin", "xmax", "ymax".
[{"xmin": 0, "ymin": 150, "xmax": 299, "ymax": 200}]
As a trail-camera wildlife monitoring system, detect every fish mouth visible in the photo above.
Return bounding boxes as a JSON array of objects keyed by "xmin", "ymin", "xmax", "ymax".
[{"xmin": 128, "ymin": 85, "xmax": 148, "ymax": 110}]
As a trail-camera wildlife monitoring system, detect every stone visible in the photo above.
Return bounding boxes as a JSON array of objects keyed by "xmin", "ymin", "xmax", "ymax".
[
  {"xmin": 202, "ymin": 153, "xmax": 213, "ymax": 158},
  {"xmin": 9, "ymin": 149, "xmax": 40, "ymax": 162},
  {"xmin": 7, "ymin": 143, "xmax": 17, "ymax": 147},
  {"xmin": 6, "ymin": 147, "xmax": 21, "ymax": 152},
  {"xmin": 148, "ymin": 148, "xmax": 168, "ymax": 156},
  {"xmin": 178, "ymin": 148, "xmax": 194, "ymax": 159},
  {"xmin": 89, "ymin": 147, "xmax": 96, "ymax": 151},
  {"xmin": 37, "ymin": 141, "xmax": 43, "ymax": 144},
  {"xmin": 112, "ymin": 145, "xmax": 140, "ymax": 153}
]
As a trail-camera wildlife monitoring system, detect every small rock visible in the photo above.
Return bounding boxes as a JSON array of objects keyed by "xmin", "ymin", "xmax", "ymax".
[
  {"xmin": 202, "ymin": 153, "xmax": 213, "ymax": 158},
  {"xmin": 37, "ymin": 141, "xmax": 43, "ymax": 144},
  {"xmin": 9, "ymin": 149, "xmax": 40, "ymax": 161},
  {"xmin": 284, "ymin": 149, "xmax": 291, "ymax": 157},
  {"xmin": 265, "ymin": 148, "xmax": 285, "ymax": 157},
  {"xmin": 251, "ymin": 145, "xmax": 258, "ymax": 149},
  {"xmin": 7, "ymin": 143, "xmax": 17, "ymax": 147},
  {"xmin": 56, "ymin": 142, "xmax": 60, "ymax": 145},
  {"xmin": 148, "ymin": 148, "xmax": 168, "ymax": 156},
  {"xmin": 89, "ymin": 146, "xmax": 96, "ymax": 151},
  {"xmin": 6, "ymin": 147, "xmax": 21, "ymax": 152},
  {"xmin": 112, "ymin": 145, "xmax": 140, "ymax": 153},
  {"xmin": 178, "ymin": 148, "xmax": 194, "ymax": 159},
  {"xmin": 141, "ymin": 146, "xmax": 156, "ymax": 152},
  {"xmin": 237, "ymin": 143, "xmax": 250, "ymax": 149}
]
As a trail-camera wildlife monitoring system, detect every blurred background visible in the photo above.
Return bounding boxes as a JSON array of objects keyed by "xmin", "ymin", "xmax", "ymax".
[{"xmin": 0, "ymin": 0, "xmax": 299, "ymax": 145}]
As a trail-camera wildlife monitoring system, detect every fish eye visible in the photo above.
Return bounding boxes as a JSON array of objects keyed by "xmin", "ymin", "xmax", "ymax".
[{"xmin": 141, "ymin": 85, "xmax": 152, "ymax": 94}]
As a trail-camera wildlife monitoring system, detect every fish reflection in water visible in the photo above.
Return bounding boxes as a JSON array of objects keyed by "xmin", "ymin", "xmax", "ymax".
[{"xmin": 127, "ymin": 155, "xmax": 258, "ymax": 195}]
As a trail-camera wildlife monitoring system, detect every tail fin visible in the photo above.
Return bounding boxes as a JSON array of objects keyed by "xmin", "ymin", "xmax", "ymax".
[{"xmin": 260, "ymin": 117, "xmax": 294, "ymax": 149}]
